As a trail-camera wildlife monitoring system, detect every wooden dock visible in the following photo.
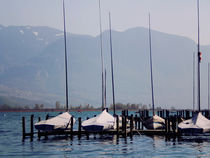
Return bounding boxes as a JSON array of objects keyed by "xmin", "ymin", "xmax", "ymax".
[{"xmin": 22, "ymin": 109, "xmax": 210, "ymax": 141}]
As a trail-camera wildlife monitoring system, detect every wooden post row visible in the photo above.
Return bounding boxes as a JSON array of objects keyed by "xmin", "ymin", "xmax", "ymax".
[{"xmin": 22, "ymin": 117, "xmax": 25, "ymax": 139}]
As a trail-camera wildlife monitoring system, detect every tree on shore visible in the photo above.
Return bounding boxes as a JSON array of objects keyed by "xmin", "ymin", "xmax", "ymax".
[
  {"xmin": 109, "ymin": 103, "xmax": 140, "ymax": 110},
  {"xmin": 34, "ymin": 104, "xmax": 44, "ymax": 109}
]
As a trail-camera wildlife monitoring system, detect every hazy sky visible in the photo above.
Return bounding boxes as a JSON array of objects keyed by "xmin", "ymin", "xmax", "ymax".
[{"xmin": 1, "ymin": 0, "xmax": 210, "ymax": 45}]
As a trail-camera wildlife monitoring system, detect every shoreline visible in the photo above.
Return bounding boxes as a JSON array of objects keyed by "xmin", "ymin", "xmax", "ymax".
[
  {"xmin": 0, "ymin": 109, "xmax": 139, "ymax": 113},
  {"xmin": 0, "ymin": 109, "xmax": 101, "ymax": 113}
]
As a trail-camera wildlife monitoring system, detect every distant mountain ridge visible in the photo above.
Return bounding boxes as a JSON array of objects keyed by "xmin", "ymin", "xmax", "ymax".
[{"xmin": 0, "ymin": 25, "xmax": 210, "ymax": 109}]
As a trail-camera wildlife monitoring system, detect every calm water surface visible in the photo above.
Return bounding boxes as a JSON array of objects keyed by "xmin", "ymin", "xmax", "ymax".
[{"xmin": 1, "ymin": 111, "xmax": 210, "ymax": 157}]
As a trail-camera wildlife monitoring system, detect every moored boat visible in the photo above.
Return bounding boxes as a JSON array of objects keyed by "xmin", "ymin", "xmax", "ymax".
[
  {"xmin": 143, "ymin": 115, "xmax": 165, "ymax": 130},
  {"xmin": 35, "ymin": 112, "xmax": 75, "ymax": 131},
  {"xmin": 34, "ymin": 0, "xmax": 75, "ymax": 132},
  {"xmin": 178, "ymin": 112, "xmax": 210, "ymax": 134},
  {"xmin": 82, "ymin": 109, "xmax": 115, "ymax": 132},
  {"xmin": 178, "ymin": 0, "xmax": 210, "ymax": 135},
  {"xmin": 82, "ymin": 2, "xmax": 116, "ymax": 132},
  {"xmin": 143, "ymin": 14, "xmax": 165, "ymax": 130}
]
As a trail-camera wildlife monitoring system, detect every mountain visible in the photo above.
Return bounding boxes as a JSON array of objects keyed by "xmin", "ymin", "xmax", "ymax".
[{"xmin": 0, "ymin": 25, "xmax": 210, "ymax": 109}]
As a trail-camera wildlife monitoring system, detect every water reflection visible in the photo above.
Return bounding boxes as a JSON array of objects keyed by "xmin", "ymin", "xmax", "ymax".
[
  {"xmin": 15, "ymin": 133, "xmax": 210, "ymax": 157},
  {"xmin": 150, "ymin": 135, "xmax": 163, "ymax": 151},
  {"xmin": 178, "ymin": 135, "xmax": 210, "ymax": 143}
]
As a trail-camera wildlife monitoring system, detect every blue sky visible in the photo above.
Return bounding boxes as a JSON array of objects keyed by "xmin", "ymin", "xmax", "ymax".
[{"xmin": 1, "ymin": 0, "xmax": 210, "ymax": 44}]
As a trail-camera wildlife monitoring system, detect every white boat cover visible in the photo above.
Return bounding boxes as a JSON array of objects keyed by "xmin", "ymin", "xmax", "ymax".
[
  {"xmin": 178, "ymin": 112, "xmax": 210, "ymax": 134},
  {"xmin": 82, "ymin": 110, "xmax": 115, "ymax": 132},
  {"xmin": 35, "ymin": 112, "xmax": 75, "ymax": 131},
  {"xmin": 143, "ymin": 115, "xmax": 165, "ymax": 129}
]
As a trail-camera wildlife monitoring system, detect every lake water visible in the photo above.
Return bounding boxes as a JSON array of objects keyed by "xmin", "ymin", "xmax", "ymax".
[{"xmin": 1, "ymin": 111, "xmax": 210, "ymax": 157}]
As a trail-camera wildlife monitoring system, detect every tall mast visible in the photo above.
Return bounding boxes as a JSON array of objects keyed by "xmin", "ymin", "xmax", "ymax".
[
  {"xmin": 193, "ymin": 52, "xmax": 195, "ymax": 111},
  {"xmin": 104, "ymin": 69, "xmax": 107, "ymax": 108},
  {"xmin": 148, "ymin": 13, "xmax": 155, "ymax": 116},
  {"xmin": 208, "ymin": 63, "xmax": 210, "ymax": 112},
  {"xmin": 109, "ymin": 12, "xmax": 116, "ymax": 115},
  {"xmin": 197, "ymin": 0, "xmax": 201, "ymax": 112},
  {"xmin": 63, "ymin": 0, "xmax": 69, "ymax": 111},
  {"xmin": 98, "ymin": 0, "xmax": 105, "ymax": 110}
]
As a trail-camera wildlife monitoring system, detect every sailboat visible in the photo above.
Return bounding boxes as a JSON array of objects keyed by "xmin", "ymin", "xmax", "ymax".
[
  {"xmin": 34, "ymin": 112, "xmax": 74, "ymax": 131},
  {"xmin": 82, "ymin": 110, "xmax": 115, "ymax": 132},
  {"xmin": 81, "ymin": 2, "xmax": 115, "ymax": 132},
  {"xmin": 35, "ymin": 0, "xmax": 75, "ymax": 132},
  {"xmin": 143, "ymin": 13, "xmax": 165, "ymax": 130},
  {"xmin": 178, "ymin": 0, "xmax": 210, "ymax": 135}
]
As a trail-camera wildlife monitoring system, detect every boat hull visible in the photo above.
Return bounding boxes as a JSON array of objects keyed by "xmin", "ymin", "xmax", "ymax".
[
  {"xmin": 144, "ymin": 122, "xmax": 165, "ymax": 130},
  {"xmin": 35, "ymin": 124, "xmax": 70, "ymax": 131},
  {"xmin": 35, "ymin": 124, "xmax": 54, "ymax": 131},
  {"xmin": 178, "ymin": 128, "xmax": 203, "ymax": 135},
  {"xmin": 82, "ymin": 125, "xmax": 104, "ymax": 132}
]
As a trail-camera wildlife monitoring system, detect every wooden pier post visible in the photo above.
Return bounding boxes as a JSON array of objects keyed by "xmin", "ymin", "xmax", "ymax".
[
  {"xmin": 46, "ymin": 114, "xmax": 49, "ymax": 120},
  {"xmin": 122, "ymin": 115, "xmax": 125, "ymax": 132},
  {"xmin": 143, "ymin": 110, "xmax": 145, "ymax": 118},
  {"xmin": 125, "ymin": 116, "xmax": 127, "ymax": 137},
  {"xmin": 38, "ymin": 117, "xmax": 41, "ymax": 139},
  {"xmin": 186, "ymin": 110, "xmax": 190, "ymax": 119},
  {"xmin": 141, "ymin": 117, "xmax": 144, "ymax": 130},
  {"xmin": 146, "ymin": 110, "xmax": 149, "ymax": 118},
  {"xmin": 122, "ymin": 115, "xmax": 127, "ymax": 137},
  {"xmin": 30, "ymin": 115, "xmax": 34, "ymax": 139},
  {"xmin": 160, "ymin": 110, "xmax": 163, "ymax": 117},
  {"xmin": 116, "ymin": 115, "xmax": 119, "ymax": 135},
  {"xmin": 70, "ymin": 117, "xmax": 74, "ymax": 136},
  {"xmin": 138, "ymin": 117, "xmax": 140, "ymax": 130},
  {"xmin": 86, "ymin": 117, "xmax": 89, "ymax": 139},
  {"xmin": 160, "ymin": 111, "xmax": 163, "ymax": 118},
  {"xmin": 134, "ymin": 114, "xmax": 137, "ymax": 129},
  {"xmin": 178, "ymin": 110, "xmax": 181, "ymax": 117},
  {"xmin": 130, "ymin": 114, "xmax": 133, "ymax": 136},
  {"xmin": 209, "ymin": 110, "xmax": 210, "ymax": 119},
  {"xmin": 166, "ymin": 110, "xmax": 169, "ymax": 118},
  {"xmin": 171, "ymin": 116, "xmax": 176, "ymax": 133},
  {"xmin": 205, "ymin": 110, "xmax": 209, "ymax": 118},
  {"xmin": 167, "ymin": 117, "xmax": 170, "ymax": 134},
  {"xmin": 78, "ymin": 117, "xmax": 81, "ymax": 138},
  {"xmin": 165, "ymin": 117, "xmax": 168, "ymax": 133},
  {"xmin": 141, "ymin": 110, "xmax": 144, "ymax": 118},
  {"xmin": 22, "ymin": 117, "xmax": 25, "ymax": 140},
  {"xmin": 122, "ymin": 110, "xmax": 125, "ymax": 116},
  {"xmin": 182, "ymin": 110, "xmax": 185, "ymax": 118},
  {"xmin": 192, "ymin": 110, "xmax": 194, "ymax": 117},
  {"xmin": 176, "ymin": 116, "xmax": 180, "ymax": 133}
]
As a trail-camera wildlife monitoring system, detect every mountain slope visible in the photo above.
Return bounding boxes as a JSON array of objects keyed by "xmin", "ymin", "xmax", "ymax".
[{"xmin": 0, "ymin": 25, "xmax": 210, "ymax": 109}]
